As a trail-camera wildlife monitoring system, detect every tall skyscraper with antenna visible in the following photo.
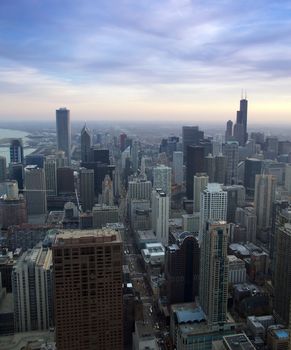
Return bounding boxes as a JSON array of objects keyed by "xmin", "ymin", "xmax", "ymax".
[{"xmin": 233, "ymin": 92, "xmax": 248, "ymax": 146}]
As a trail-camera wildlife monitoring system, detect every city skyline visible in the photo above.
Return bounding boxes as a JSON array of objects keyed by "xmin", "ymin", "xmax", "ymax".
[{"xmin": 0, "ymin": 1, "xmax": 291, "ymax": 123}]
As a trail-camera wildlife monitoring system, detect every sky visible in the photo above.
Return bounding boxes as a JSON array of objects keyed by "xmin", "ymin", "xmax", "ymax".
[{"xmin": 0, "ymin": 0, "xmax": 291, "ymax": 124}]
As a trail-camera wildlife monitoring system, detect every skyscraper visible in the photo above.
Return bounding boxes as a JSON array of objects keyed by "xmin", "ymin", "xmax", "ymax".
[
  {"xmin": 199, "ymin": 221, "xmax": 229, "ymax": 326},
  {"xmin": 193, "ymin": 173, "xmax": 209, "ymax": 213},
  {"xmin": 53, "ymin": 229, "xmax": 123, "ymax": 350},
  {"xmin": 56, "ymin": 108, "xmax": 71, "ymax": 165},
  {"xmin": 24, "ymin": 165, "xmax": 47, "ymax": 215},
  {"xmin": 244, "ymin": 158, "xmax": 262, "ymax": 195},
  {"xmin": 186, "ymin": 145, "xmax": 205, "ymax": 199},
  {"xmin": 165, "ymin": 232, "xmax": 200, "ymax": 304},
  {"xmin": 233, "ymin": 97, "xmax": 248, "ymax": 146},
  {"xmin": 172, "ymin": 151, "xmax": 183, "ymax": 185},
  {"xmin": 205, "ymin": 154, "xmax": 215, "ymax": 182},
  {"xmin": 131, "ymin": 141, "xmax": 139, "ymax": 173},
  {"xmin": 153, "ymin": 165, "xmax": 172, "ymax": 196},
  {"xmin": 151, "ymin": 189, "xmax": 169, "ymax": 246},
  {"xmin": 254, "ymin": 175, "xmax": 276, "ymax": 230},
  {"xmin": 214, "ymin": 154, "xmax": 226, "ymax": 184},
  {"xmin": 81, "ymin": 124, "xmax": 92, "ymax": 163},
  {"xmin": 225, "ymin": 120, "xmax": 233, "ymax": 142},
  {"xmin": 199, "ymin": 183, "xmax": 228, "ymax": 241},
  {"xmin": 182, "ymin": 126, "xmax": 204, "ymax": 163},
  {"xmin": 80, "ymin": 168, "xmax": 95, "ymax": 211},
  {"xmin": 274, "ymin": 222, "xmax": 291, "ymax": 324},
  {"xmin": 10, "ymin": 139, "xmax": 24, "ymax": 164},
  {"xmin": 12, "ymin": 247, "xmax": 53, "ymax": 332},
  {"xmin": 0, "ymin": 156, "xmax": 6, "ymax": 182},
  {"xmin": 224, "ymin": 141, "xmax": 239, "ymax": 185},
  {"xmin": 44, "ymin": 155, "xmax": 57, "ymax": 196}
]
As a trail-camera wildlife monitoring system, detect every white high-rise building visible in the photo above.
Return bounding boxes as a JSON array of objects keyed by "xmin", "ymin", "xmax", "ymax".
[
  {"xmin": 173, "ymin": 151, "xmax": 183, "ymax": 186},
  {"xmin": 128, "ymin": 178, "xmax": 152, "ymax": 201},
  {"xmin": 199, "ymin": 221, "xmax": 229, "ymax": 326},
  {"xmin": 152, "ymin": 189, "xmax": 169, "ymax": 246},
  {"xmin": 254, "ymin": 174, "xmax": 276, "ymax": 230},
  {"xmin": 199, "ymin": 183, "xmax": 227, "ymax": 241},
  {"xmin": 12, "ymin": 247, "xmax": 53, "ymax": 332},
  {"xmin": 193, "ymin": 173, "xmax": 209, "ymax": 213},
  {"xmin": 153, "ymin": 165, "xmax": 171, "ymax": 196}
]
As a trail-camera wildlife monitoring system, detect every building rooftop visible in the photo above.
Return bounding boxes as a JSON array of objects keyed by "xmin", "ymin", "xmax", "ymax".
[
  {"xmin": 54, "ymin": 228, "xmax": 121, "ymax": 245},
  {"xmin": 270, "ymin": 329, "xmax": 288, "ymax": 340},
  {"xmin": 176, "ymin": 306, "xmax": 206, "ymax": 324},
  {"xmin": 223, "ymin": 333, "xmax": 255, "ymax": 349},
  {"xmin": 205, "ymin": 183, "xmax": 223, "ymax": 193}
]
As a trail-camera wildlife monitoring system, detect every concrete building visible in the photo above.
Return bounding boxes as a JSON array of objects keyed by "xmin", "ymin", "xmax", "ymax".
[
  {"xmin": 129, "ymin": 199, "xmax": 151, "ymax": 231},
  {"xmin": 0, "ymin": 192, "xmax": 27, "ymax": 230},
  {"xmin": 173, "ymin": 151, "xmax": 183, "ymax": 185},
  {"xmin": 285, "ymin": 164, "xmax": 291, "ymax": 195},
  {"xmin": 24, "ymin": 166, "xmax": 47, "ymax": 215},
  {"xmin": 101, "ymin": 174, "xmax": 114, "ymax": 206},
  {"xmin": 212, "ymin": 333, "xmax": 255, "ymax": 350},
  {"xmin": 12, "ymin": 247, "xmax": 53, "ymax": 332},
  {"xmin": 199, "ymin": 221, "xmax": 229, "ymax": 326},
  {"xmin": 52, "ymin": 229, "xmax": 123, "ymax": 350},
  {"xmin": 92, "ymin": 204, "xmax": 119, "ymax": 228},
  {"xmin": 153, "ymin": 165, "xmax": 172, "ymax": 196},
  {"xmin": 228, "ymin": 255, "xmax": 246, "ymax": 284},
  {"xmin": 79, "ymin": 168, "xmax": 94, "ymax": 212},
  {"xmin": 56, "ymin": 108, "xmax": 71, "ymax": 165},
  {"xmin": 254, "ymin": 175, "xmax": 276, "ymax": 230},
  {"xmin": 151, "ymin": 189, "xmax": 169, "ymax": 246},
  {"xmin": 127, "ymin": 178, "xmax": 152, "ymax": 201}
]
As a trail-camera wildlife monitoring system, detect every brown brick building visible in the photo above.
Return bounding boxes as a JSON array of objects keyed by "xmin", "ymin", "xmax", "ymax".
[{"xmin": 52, "ymin": 229, "xmax": 123, "ymax": 350}]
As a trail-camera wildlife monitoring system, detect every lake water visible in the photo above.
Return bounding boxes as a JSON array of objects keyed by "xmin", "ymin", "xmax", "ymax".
[{"xmin": 0, "ymin": 128, "xmax": 36, "ymax": 164}]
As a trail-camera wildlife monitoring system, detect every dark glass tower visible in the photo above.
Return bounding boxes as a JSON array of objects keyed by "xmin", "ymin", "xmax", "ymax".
[
  {"xmin": 10, "ymin": 139, "xmax": 24, "ymax": 164},
  {"xmin": 56, "ymin": 108, "xmax": 71, "ymax": 165},
  {"xmin": 186, "ymin": 145, "xmax": 205, "ymax": 199},
  {"xmin": 81, "ymin": 124, "xmax": 92, "ymax": 163}
]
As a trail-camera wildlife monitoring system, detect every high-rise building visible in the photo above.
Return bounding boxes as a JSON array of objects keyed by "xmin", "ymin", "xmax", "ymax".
[
  {"xmin": 56, "ymin": 108, "xmax": 71, "ymax": 165},
  {"xmin": 57, "ymin": 167, "xmax": 75, "ymax": 195},
  {"xmin": 244, "ymin": 158, "xmax": 262, "ymax": 195},
  {"xmin": 186, "ymin": 145, "xmax": 205, "ymax": 199},
  {"xmin": 199, "ymin": 183, "xmax": 228, "ymax": 241},
  {"xmin": 131, "ymin": 141, "xmax": 139, "ymax": 173},
  {"xmin": 127, "ymin": 178, "xmax": 152, "ymax": 201},
  {"xmin": 80, "ymin": 124, "xmax": 92, "ymax": 163},
  {"xmin": 24, "ymin": 166, "xmax": 47, "ymax": 215},
  {"xmin": 0, "ymin": 156, "xmax": 6, "ymax": 182},
  {"xmin": 199, "ymin": 221, "xmax": 229, "ymax": 326},
  {"xmin": 120, "ymin": 133, "xmax": 127, "ymax": 152},
  {"xmin": 182, "ymin": 126, "xmax": 204, "ymax": 163},
  {"xmin": 52, "ymin": 229, "xmax": 123, "ymax": 350},
  {"xmin": 224, "ymin": 141, "xmax": 239, "ymax": 185},
  {"xmin": 254, "ymin": 175, "xmax": 276, "ymax": 230},
  {"xmin": 44, "ymin": 156, "xmax": 57, "ymax": 196},
  {"xmin": 0, "ymin": 184, "xmax": 27, "ymax": 229},
  {"xmin": 80, "ymin": 168, "xmax": 95, "ymax": 211},
  {"xmin": 193, "ymin": 173, "xmax": 208, "ymax": 213},
  {"xmin": 223, "ymin": 185, "xmax": 246, "ymax": 223},
  {"xmin": 274, "ymin": 222, "xmax": 291, "ymax": 324},
  {"xmin": 153, "ymin": 165, "xmax": 171, "ymax": 196},
  {"xmin": 102, "ymin": 174, "xmax": 114, "ymax": 206},
  {"xmin": 233, "ymin": 97, "xmax": 248, "ymax": 146},
  {"xmin": 285, "ymin": 164, "xmax": 291, "ymax": 195},
  {"xmin": 225, "ymin": 120, "xmax": 233, "ymax": 142},
  {"xmin": 173, "ymin": 151, "xmax": 183, "ymax": 185},
  {"xmin": 151, "ymin": 189, "xmax": 169, "ymax": 246},
  {"xmin": 9, "ymin": 163, "xmax": 24, "ymax": 190},
  {"xmin": 55, "ymin": 150, "xmax": 67, "ymax": 168},
  {"xmin": 205, "ymin": 154, "xmax": 215, "ymax": 182},
  {"xmin": 10, "ymin": 139, "xmax": 24, "ymax": 164},
  {"xmin": 12, "ymin": 247, "xmax": 53, "ymax": 332},
  {"xmin": 25, "ymin": 154, "xmax": 45, "ymax": 168},
  {"xmin": 92, "ymin": 204, "xmax": 119, "ymax": 228},
  {"xmin": 214, "ymin": 154, "xmax": 226, "ymax": 184},
  {"xmin": 165, "ymin": 232, "xmax": 200, "ymax": 304}
]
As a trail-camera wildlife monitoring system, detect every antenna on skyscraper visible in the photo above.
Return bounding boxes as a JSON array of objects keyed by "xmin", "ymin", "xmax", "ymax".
[
  {"xmin": 241, "ymin": 89, "xmax": 243, "ymax": 99},
  {"xmin": 245, "ymin": 90, "xmax": 247, "ymax": 99}
]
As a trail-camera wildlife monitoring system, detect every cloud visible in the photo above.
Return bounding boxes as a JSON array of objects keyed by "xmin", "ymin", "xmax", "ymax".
[{"xmin": 0, "ymin": 0, "xmax": 291, "ymax": 121}]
